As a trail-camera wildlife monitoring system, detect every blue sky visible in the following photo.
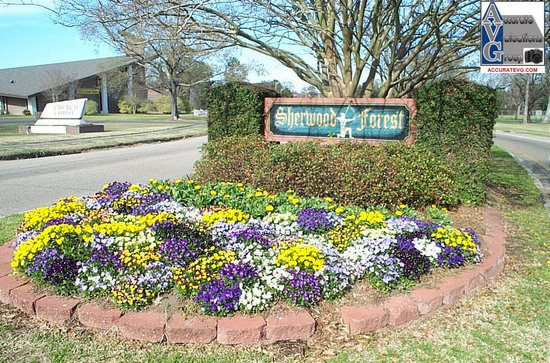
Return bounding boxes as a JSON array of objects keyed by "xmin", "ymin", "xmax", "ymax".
[
  {"xmin": 0, "ymin": 2, "xmax": 309, "ymax": 90},
  {"xmin": 0, "ymin": 3, "xmax": 118, "ymax": 69}
]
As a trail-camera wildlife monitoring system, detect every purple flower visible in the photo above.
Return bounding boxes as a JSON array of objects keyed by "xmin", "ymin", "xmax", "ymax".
[
  {"xmin": 89, "ymin": 239, "xmax": 122, "ymax": 270},
  {"xmin": 436, "ymin": 243, "xmax": 465, "ymax": 268},
  {"xmin": 281, "ymin": 269, "xmax": 322, "ymax": 307},
  {"xmin": 194, "ymin": 279, "xmax": 241, "ymax": 316},
  {"xmin": 220, "ymin": 262, "xmax": 258, "ymax": 283},
  {"xmin": 211, "ymin": 222, "xmax": 276, "ymax": 250},
  {"xmin": 394, "ymin": 236, "xmax": 431, "ymax": 281},
  {"xmin": 296, "ymin": 208, "xmax": 343, "ymax": 234},
  {"xmin": 27, "ymin": 247, "xmax": 79, "ymax": 293},
  {"xmin": 159, "ymin": 237, "xmax": 197, "ymax": 267},
  {"xmin": 130, "ymin": 192, "xmax": 175, "ymax": 215},
  {"xmin": 102, "ymin": 181, "xmax": 132, "ymax": 198},
  {"xmin": 42, "ymin": 214, "xmax": 82, "ymax": 229}
]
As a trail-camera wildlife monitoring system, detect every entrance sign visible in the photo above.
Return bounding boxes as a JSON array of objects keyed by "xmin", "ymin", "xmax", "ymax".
[
  {"xmin": 29, "ymin": 98, "xmax": 104, "ymax": 134},
  {"xmin": 35, "ymin": 98, "xmax": 88, "ymax": 126},
  {"xmin": 264, "ymin": 98, "xmax": 415, "ymax": 144},
  {"xmin": 480, "ymin": 1, "xmax": 545, "ymax": 74}
]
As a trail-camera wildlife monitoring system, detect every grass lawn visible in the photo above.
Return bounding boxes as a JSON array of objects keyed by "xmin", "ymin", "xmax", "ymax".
[
  {"xmin": 495, "ymin": 116, "xmax": 550, "ymax": 138},
  {"xmin": 0, "ymin": 146, "xmax": 549, "ymax": 362},
  {"xmin": 0, "ymin": 113, "xmax": 207, "ymax": 159}
]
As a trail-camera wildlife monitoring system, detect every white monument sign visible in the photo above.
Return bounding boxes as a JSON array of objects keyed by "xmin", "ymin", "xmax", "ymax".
[
  {"xmin": 35, "ymin": 98, "xmax": 88, "ymax": 126},
  {"xmin": 30, "ymin": 98, "xmax": 104, "ymax": 134}
]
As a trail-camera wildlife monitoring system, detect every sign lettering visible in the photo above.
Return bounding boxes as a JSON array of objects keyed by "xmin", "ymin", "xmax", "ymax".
[{"xmin": 264, "ymin": 98, "xmax": 415, "ymax": 143}]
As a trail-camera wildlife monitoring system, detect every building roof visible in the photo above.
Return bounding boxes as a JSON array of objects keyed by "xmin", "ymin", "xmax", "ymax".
[{"xmin": 0, "ymin": 56, "xmax": 135, "ymax": 98}]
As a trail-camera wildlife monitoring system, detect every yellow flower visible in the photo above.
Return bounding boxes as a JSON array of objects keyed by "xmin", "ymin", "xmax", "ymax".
[
  {"xmin": 194, "ymin": 185, "xmax": 201, "ymax": 190},
  {"xmin": 266, "ymin": 205, "xmax": 274, "ymax": 212},
  {"xmin": 395, "ymin": 210, "xmax": 403, "ymax": 216},
  {"xmin": 187, "ymin": 179, "xmax": 195, "ymax": 184},
  {"xmin": 210, "ymin": 190, "xmax": 217, "ymax": 196}
]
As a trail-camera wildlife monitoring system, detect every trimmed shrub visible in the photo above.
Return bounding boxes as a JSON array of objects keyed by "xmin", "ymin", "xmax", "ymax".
[
  {"xmin": 414, "ymin": 80, "xmax": 498, "ymax": 204},
  {"xmin": 84, "ymin": 100, "xmax": 98, "ymax": 115},
  {"xmin": 206, "ymin": 83, "xmax": 279, "ymax": 141},
  {"xmin": 195, "ymin": 135, "xmax": 459, "ymax": 208}
]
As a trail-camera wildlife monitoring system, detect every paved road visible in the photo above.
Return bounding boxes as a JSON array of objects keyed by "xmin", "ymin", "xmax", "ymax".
[
  {"xmin": 493, "ymin": 131, "xmax": 550, "ymax": 212},
  {"xmin": 0, "ymin": 136, "xmax": 207, "ymax": 217}
]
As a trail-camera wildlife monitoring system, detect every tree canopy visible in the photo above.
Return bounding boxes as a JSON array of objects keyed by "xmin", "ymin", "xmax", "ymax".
[
  {"xmin": 2, "ymin": 0, "xmax": 481, "ymax": 99},
  {"xmin": 197, "ymin": 0, "xmax": 479, "ymax": 97}
]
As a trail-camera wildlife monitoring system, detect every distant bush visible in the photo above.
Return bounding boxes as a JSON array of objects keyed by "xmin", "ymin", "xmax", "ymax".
[
  {"xmin": 194, "ymin": 135, "xmax": 459, "ymax": 209},
  {"xmin": 22, "ymin": 109, "xmax": 31, "ymax": 116},
  {"xmin": 153, "ymin": 95, "xmax": 187, "ymax": 114},
  {"xmin": 414, "ymin": 80, "xmax": 497, "ymax": 204},
  {"xmin": 206, "ymin": 83, "xmax": 279, "ymax": 141},
  {"xmin": 118, "ymin": 96, "xmax": 146, "ymax": 114},
  {"xmin": 84, "ymin": 100, "xmax": 98, "ymax": 115}
]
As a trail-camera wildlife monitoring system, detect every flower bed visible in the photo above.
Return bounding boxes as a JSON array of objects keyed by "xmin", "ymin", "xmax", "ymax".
[{"xmin": 11, "ymin": 180, "xmax": 483, "ymax": 316}]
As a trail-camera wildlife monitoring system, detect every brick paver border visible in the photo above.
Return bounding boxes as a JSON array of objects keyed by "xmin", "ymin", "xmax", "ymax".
[{"xmin": 0, "ymin": 208, "xmax": 505, "ymax": 344}]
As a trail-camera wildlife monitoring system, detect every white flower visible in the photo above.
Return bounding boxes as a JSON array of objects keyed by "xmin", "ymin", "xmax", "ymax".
[{"xmin": 412, "ymin": 237, "xmax": 441, "ymax": 262}]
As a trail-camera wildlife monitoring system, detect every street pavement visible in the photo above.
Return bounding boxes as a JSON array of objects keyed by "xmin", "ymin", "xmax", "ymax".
[
  {"xmin": 0, "ymin": 136, "xmax": 207, "ymax": 217},
  {"xmin": 1, "ymin": 131, "xmax": 548, "ymax": 217}
]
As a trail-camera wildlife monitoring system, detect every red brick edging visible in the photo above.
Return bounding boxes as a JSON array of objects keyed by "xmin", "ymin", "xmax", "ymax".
[{"xmin": 0, "ymin": 208, "xmax": 505, "ymax": 344}]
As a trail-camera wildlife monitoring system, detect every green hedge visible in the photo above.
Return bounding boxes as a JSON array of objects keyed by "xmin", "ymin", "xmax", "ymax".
[
  {"xmin": 195, "ymin": 135, "xmax": 459, "ymax": 209},
  {"xmin": 206, "ymin": 83, "xmax": 279, "ymax": 141},
  {"xmin": 414, "ymin": 80, "xmax": 498, "ymax": 204}
]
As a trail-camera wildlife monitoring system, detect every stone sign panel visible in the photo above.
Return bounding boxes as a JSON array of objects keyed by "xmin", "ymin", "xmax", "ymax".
[
  {"xmin": 28, "ymin": 98, "xmax": 104, "ymax": 134},
  {"xmin": 264, "ymin": 98, "xmax": 415, "ymax": 144},
  {"xmin": 35, "ymin": 98, "xmax": 88, "ymax": 126}
]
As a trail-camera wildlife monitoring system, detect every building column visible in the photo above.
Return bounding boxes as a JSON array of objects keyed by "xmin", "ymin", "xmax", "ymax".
[
  {"xmin": 100, "ymin": 73, "xmax": 109, "ymax": 114},
  {"xmin": 28, "ymin": 96, "xmax": 37, "ymax": 115},
  {"xmin": 0, "ymin": 97, "xmax": 4, "ymax": 115}
]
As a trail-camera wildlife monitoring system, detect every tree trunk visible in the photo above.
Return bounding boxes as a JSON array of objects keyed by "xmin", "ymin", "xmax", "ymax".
[
  {"xmin": 543, "ymin": 91, "xmax": 550, "ymax": 124},
  {"xmin": 170, "ymin": 80, "xmax": 179, "ymax": 121},
  {"xmin": 523, "ymin": 75, "xmax": 531, "ymax": 124}
]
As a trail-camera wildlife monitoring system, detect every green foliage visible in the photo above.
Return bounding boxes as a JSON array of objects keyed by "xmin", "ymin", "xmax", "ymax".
[
  {"xmin": 153, "ymin": 95, "xmax": 187, "ymax": 114},
  {"xmin": 206, "ymin": 83, "xmax": 278, "ymax": 141},
  {"xmin": 22, "ymin": 109, "xmax": 31, "ymax": 116},
  {"xmin": 118, "ymin": 96, "xmax": 145, "ymax": 114},
  {"xmin": 414, "ymin": 79, "xmax": 498, "ymax": 204},
  {"xmin": 84, "ymin": 100, "xmax": 98, "ymax": 115},
  {"xmin": 195, "ymin": 135, "xmax": 459, "ymax": 209}
]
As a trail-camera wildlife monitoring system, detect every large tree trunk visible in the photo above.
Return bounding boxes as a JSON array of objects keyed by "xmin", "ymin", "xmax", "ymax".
[
  {"xmin": 170, "ymin": 79, "xmax": 180, "ymax": 121},
  {"xmin": 523, "ymin": 75, "xmax": 531, "ymax": 124}
]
